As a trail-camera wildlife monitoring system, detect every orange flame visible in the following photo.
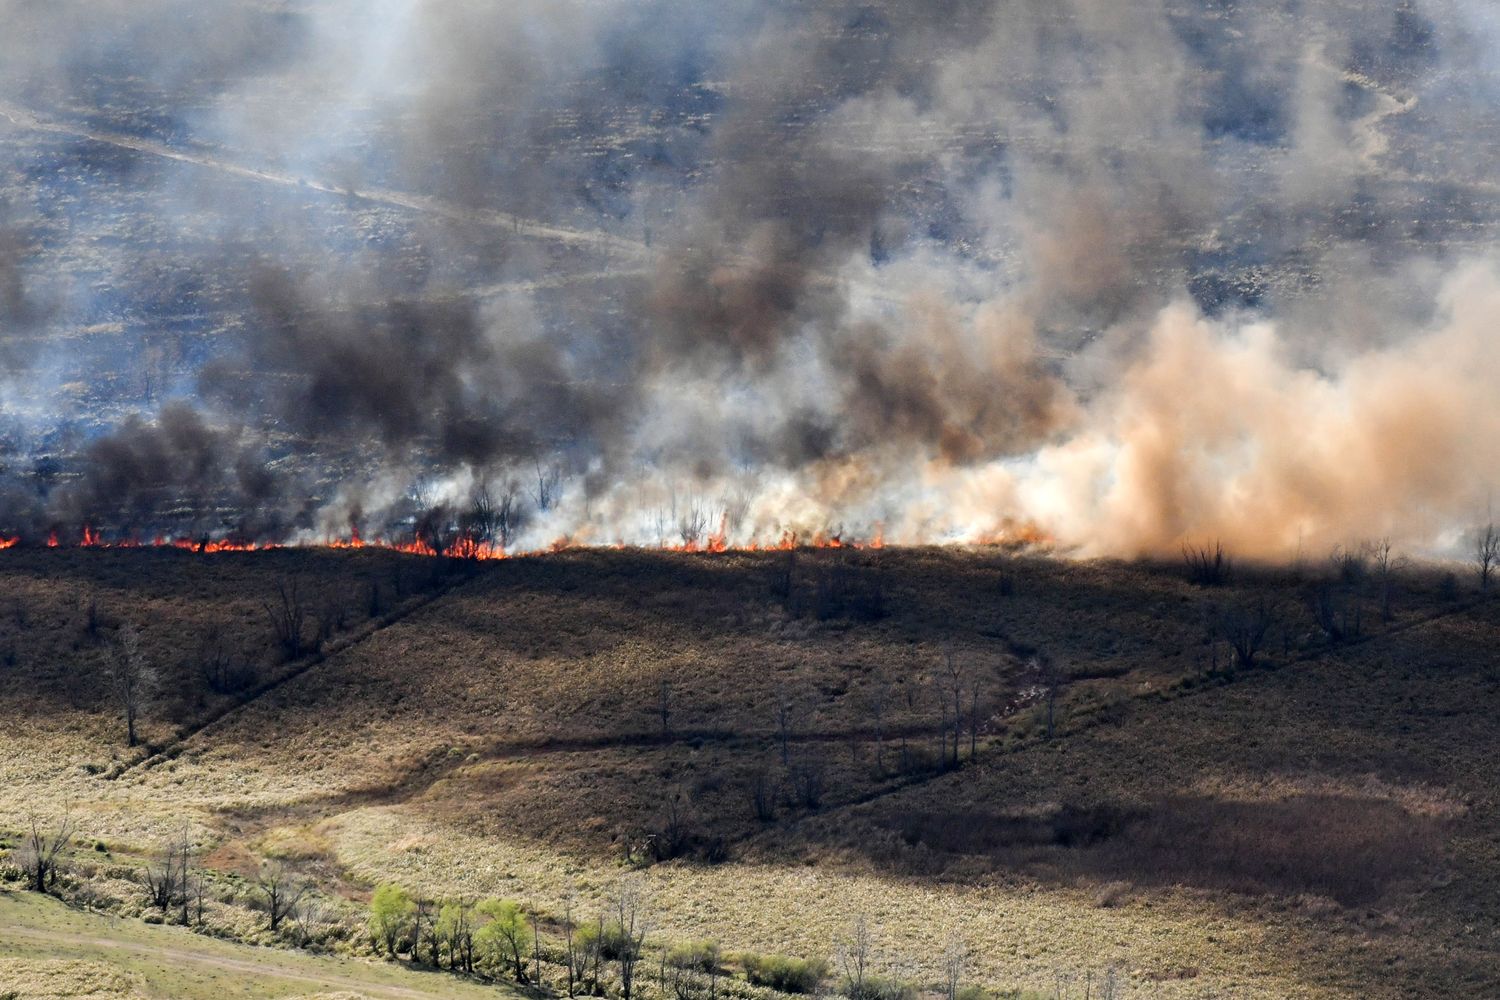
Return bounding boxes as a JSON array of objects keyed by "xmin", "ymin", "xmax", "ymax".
[{"xmin": 3, "ymin": 523, "xmax": 917, "ymax": 558}]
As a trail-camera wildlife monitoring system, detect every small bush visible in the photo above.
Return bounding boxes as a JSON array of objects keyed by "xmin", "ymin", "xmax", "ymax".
[
  {"xmin": 787, "ymin": 761, "xmax": 826, "ymax": 810},
  {"xmin": 812, "ymin": 561, "xmax": 886, "ymax": 622},
  {"xmin": 1093, "ymin": 880, "xmax": 1132, "ymax": 908},
  {"xmin": 847, "ymin": 976, "xmax": 916, "ymax": 1000},
  {"xmin": 1182, "ymin": 541, "xmax": 1231, "ymax": 586},
  {"xmin": 740, "ymin": 953, "xmax": 828, "ymax": 994},
  {"xmin": 748, "ymin": 771, "xmax": 776, "ymax": 823},
  {"xmin": 1439, "ymin": 572, "xmax": 1459, "ymax": 602},
  {"xmin": 668, "ymin": 939, "xmax": 721, "ymax": 973}
]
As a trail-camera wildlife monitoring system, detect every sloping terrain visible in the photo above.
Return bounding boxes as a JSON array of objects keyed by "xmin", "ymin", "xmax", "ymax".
[{"xmin": 0, "ymin": 547, "xmax": 1495, "ymax": 997}]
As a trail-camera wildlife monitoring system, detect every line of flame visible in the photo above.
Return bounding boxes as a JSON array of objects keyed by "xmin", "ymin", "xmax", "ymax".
[{"xmin": 0, "ymin": 524, "xmax": 903, "ymax": 557}]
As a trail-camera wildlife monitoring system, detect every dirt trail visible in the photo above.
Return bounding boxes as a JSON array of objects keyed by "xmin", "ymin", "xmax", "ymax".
[
  {"xmin": 0, "ymin": 100, "xmax": 649, "ymax": 257},
  {"xmin": 122, "ymin": 571, "xmax": 483, "ymax": 777},
  {"xmin": 0, "ymin": 922, "xmax": 479, "ymax": 1000}
]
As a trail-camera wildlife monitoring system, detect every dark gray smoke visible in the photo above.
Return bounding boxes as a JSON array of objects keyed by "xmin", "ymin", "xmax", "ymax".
[{"xmin": 1, "ymin": 1, "xmax": 1499, "ymax": 554}]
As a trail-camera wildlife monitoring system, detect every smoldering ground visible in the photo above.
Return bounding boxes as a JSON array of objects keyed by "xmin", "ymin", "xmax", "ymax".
[{"xmin": 0, "ymin": 0, "xmax": 1498, "ymax": 556}]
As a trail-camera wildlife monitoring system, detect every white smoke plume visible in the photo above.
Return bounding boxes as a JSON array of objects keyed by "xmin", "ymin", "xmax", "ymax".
[{"xmin": 0, "ymin": 1, "xmax": 1496, "ymax": 557}]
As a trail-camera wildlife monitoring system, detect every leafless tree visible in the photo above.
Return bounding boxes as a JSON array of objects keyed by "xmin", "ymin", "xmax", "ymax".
[
  {"xmin": 1329, "ymin": 543, "xmax": 1368, "ymax": 585},
  {"xmin": 1364, "ymin": 537, "xmax": 1404, "ymax": 622},
  {"xmin": 942, "ymin": 934, "xmax": 967, "ymax": 1000},
  {"xmin": 255, "ymin": 861, "xmax": 308, "ymax": 933},
  {"xmin": 561, "ymin": 894, "xmax": 582, "ymax": 996},
  {"xmin": 293, "ymin": 895, "xmax": 333, "ymax": 949},
  {"xmin": 967, "ymin": 673, "xmax": 983, "ymax": 761},
  {"xmin": 942, "ymin": 648, "xmax": 964, "ymax": 769},
  {"xmin": 532, "ymin": 459, "xmax": 562, "ymax": 512},
  {"xmin": 144, "ymin": 827, "xmax": 192, "ymax": 918},
  {"xmin": 1307, "ymin": 581, "xmax": 1361, "ymax": 644},
  {"xmin": 866, "ymin": 672, "xmax": 891, "ymax": 773},
  {"xmin": 775, "ymin": 691, "xmax": 796, "ymax": 766},
  {"xmin": 748, "ymin": 769, "xmax": 776, "ymax": 823},
  {"xmin": 678, "ymin": 499, "xmax": 709, "ymax": 547},
  {"xmin": 837, "ymin": 914, "xmax": 874, "ymax": 998},
  {"xmin": 1218, "ymin": 597, "xmax": 1275, "ymax": 672},
  {"xmin": 415, "ymin": 504, "xmax": 460, "ymax": 559},
  {"xmin": 265, "ymin": 578, "xmax": 308, "ymax": 662},
  {"xmin": 200, "ymin": 626, "xmax": 253, "ymax": 695},
  {"xmin": 316, "ymin": 595, "xmax": 347, "ymax": 647},
  {"xmin": 408, "ymin": 477, "xmax": 437, "ymax": 517},
  {"xmin": 658, "ymin": 679, "xmax": 672, "ymax": 738},
  {"xmin": 1037, "ymin": 653, "xmax": 1064, "ymax": 739},
  {"xmin": 615, "ymin": 879, "xmax": 652, "ymax": 1000},
  {"xmin": 467, "ymin": 481, "xmax": 500, "ymax": 544},
  {"xmin": 1476, "ymin": 522, "xmax": 1499, "ymax": 591},
  {"xmin": 79, "ymin": 589, "xmax": 101, "ymax": 637},
  {"xmin": 650, "ymin": 790, "xmax": 692, "ymax": 861},
  {"xmin": 771, "ymin": 548, "xmax": 797, "ymax": 604},
  {"xmin": 495, "ymin": 484, "xmax": 521, "ymax": 548},
  {"xmin": 19, "ymin": 808, "xmax": 76, "ymax": 893},
  {"xmin": 106, "ymin": 623, "xmax": 156, "ymax": 747},
  {"xmin": 465, "ymin": 480, "xmax": 522, "ymax": 550},
  {"xmin": 787, "ymin": 757, "xmax": 826, "ymax": 810}
]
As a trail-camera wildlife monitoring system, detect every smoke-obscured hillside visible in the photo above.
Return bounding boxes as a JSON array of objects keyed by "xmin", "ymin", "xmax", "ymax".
[{"xmin": 1, "ymin": 0, "xmax": 1498, "ymax": 555}]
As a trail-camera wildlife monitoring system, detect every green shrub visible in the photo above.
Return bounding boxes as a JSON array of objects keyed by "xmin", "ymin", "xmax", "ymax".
[
  {"xmin": 740, "ymin": 953, "xmax": 828, "ymax": 994},
  {"xmin": 668, "ymin": 938, "xmax": 721, "ymax": 972},
  {"xmin": 846, "ymin": 977, "xmax": 916, "ymax": 1000}
]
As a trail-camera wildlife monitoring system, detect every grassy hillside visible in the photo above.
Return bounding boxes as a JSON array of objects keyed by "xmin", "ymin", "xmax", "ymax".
[
  {"xmin": 0, "ymin": 889, "xmax": 512, "ymax": 999},
  {"xmin": 0, "ymin": 546, "xmax": 1495, "ymax": 998}
]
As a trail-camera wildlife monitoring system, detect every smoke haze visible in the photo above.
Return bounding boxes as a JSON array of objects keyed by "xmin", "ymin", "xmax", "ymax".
[{"xmin": 0, "ymin": 0, "xmax": 1497, "ymax": 556}]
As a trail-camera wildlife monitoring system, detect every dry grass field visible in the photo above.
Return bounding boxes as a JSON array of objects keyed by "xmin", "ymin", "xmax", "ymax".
[{"xmin": 1, "ymin": 545, "xmax": 1496, "ymax": 998}]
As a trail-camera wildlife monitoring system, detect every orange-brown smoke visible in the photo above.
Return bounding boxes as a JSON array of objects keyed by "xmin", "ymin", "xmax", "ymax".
[{"xmin": 997, "ymin": 261, "xmax": 1500, "ymax": 558}]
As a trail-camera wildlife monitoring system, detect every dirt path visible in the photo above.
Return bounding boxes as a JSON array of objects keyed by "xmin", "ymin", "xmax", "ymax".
[
  {"xmin": 122, "ymin": 571, "xmax": 483, "ymax": 777},
  {"xmin": 0, "ymin": 100, "xmax": 649, "ymax": 257},
  {"xmin": 0, "ymin": 921, "xmax": 485, "ymax": 1000}
]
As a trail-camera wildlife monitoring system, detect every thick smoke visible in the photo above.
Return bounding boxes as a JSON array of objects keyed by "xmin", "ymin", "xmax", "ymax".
[{"xmin": 0, "ymin": 1, "xmax": 1498, "ymax": 556}]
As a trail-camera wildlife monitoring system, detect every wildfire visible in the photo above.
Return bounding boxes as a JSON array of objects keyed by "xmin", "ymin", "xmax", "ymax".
[{"xmin": 0, "ymin": 520, "xmax": 1027, "ymax": 558}]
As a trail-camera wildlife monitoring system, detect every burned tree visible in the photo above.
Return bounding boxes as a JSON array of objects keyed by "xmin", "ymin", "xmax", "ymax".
[
  {"xmin": 200, "ymin": 627, "xmax": 254, "ymax": 695},
  {"xmin": 1036, "ymin": 652, "xmax": 1064, "ymax": 739},
  {"xmin": 866, "ymin": 672, "xmax": 891, "ymax": 773},
  {"xmin": 658, "ymin": 678, "xmax": 672, "ymax": 738},
  {"xmin": 415, "ymin": 504, "xmax": 461, "ymax": 558},
  {"xmin": 775, "ymin": 691, "xmax": 797, "ymax": 766},
  {"xmin": 1182, "ymin": 540, "xmax": 1232, "ymax": 586},
  {"xmin": 467, "ymin": 480, "xmax": 521, "ymax": 549},
  {"xmin": 941, "ymin": 648, "xmax": 964, "ymax": 769},
  {"xmin": 532, "ymin": 459, "xmax": 562, "ymax": 512},
  {"xmin": 1476, "ymin": 522, "xmax": 1498, "ymax": 591},
  {"xmin": 678, "ymin": 499, "xmax": 709, "ymax": 548},
  {"xmin": 748, "ymin": 769, "xmax": 776, "ymax": 823},
  {"xmin": 265, "ymin": 578, "xmax": 308, "ymax": 662},
  {"xmin": 106, "ymin": 623, "xmax": 156, "ymax": 747},
  {"xmin": 1365, "ymin": 537, "xmax": 1403, "ymax": 622},
  {"xmin": 1307, "ymin": 580, "xmax": 1361, "ymax": 644},
  {"xmin": 1218, "ymin": 597, "xmax": 1275, "ymax": 672}
]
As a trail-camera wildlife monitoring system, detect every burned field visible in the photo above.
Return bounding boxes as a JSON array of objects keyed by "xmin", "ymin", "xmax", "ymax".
[{"xmin": 1, "ymin": 544, "xmax": 1497, "ymax": 998}]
